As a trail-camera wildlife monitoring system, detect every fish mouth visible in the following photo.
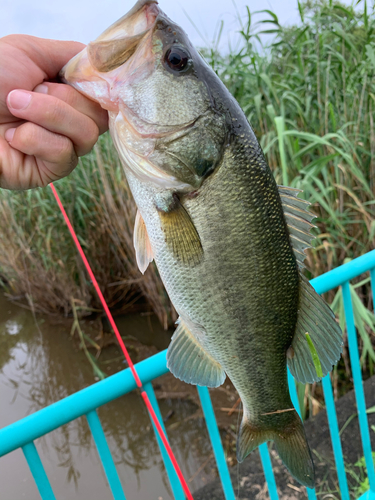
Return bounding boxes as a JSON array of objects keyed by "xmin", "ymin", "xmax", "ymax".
[
  {"xmin": 61, "ymin": 0, "xmax": 163, "ymax": 109},
  {"xmin": 95, "ymin": 0, "xmax": 160, "ymax": 43},
  {"xmin": 87, "ymin": 0, "xmax": 160, "ymax": 73}
]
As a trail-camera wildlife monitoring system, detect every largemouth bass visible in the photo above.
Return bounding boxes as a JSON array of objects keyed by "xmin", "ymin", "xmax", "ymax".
[{"xmin": 62, "ymin": 0, "xmax": 343, "ymax": 488}]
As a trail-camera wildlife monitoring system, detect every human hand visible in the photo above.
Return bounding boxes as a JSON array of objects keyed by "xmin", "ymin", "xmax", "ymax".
[{"xmin": 0, "ymin": 35, "xmax": 108, "ymax": 190}]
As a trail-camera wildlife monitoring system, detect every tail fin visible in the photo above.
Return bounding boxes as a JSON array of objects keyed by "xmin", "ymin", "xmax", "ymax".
[{"xmin": 237, "ymin": 410, "xmax": 314, "ymax": 488}]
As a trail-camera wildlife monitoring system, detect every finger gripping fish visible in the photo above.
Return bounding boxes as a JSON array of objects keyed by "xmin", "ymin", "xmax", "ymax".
[{"xmin": 62, "ymin": 0, "xmax": 343, "ymax": 488}]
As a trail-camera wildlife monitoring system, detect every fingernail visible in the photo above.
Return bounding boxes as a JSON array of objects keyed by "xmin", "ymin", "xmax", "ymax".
[
  {"xmin": 34, "ymin": 84, "xmax": 49, "ymax": 94},
  {"xmin": 5, "ymin": 128, "xmax": 16, "ymax": 142},
  {"xmin": 8, "ymin": 90, "xmax": 32, "ymax": 110}
]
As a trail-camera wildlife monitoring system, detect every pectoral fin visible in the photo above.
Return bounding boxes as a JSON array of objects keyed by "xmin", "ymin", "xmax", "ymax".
[
  {"xmin": 158, "ymin": 196, "xmax": 203, "ymax": 266},
  {"xmin": 288, "ymin": 273, "xmax": 343, "ymax": 383},
  {"xmin": 167, "ymin": 317, "xmax": 226, "ymax": 387},
  {"xmin": 133, "ymin": 210, "xmax": 153, "ymax": 274}
]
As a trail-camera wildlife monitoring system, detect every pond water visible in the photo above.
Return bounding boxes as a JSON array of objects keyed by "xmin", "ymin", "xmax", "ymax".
[{"xmin": 0, "ymin": 294, "xmax": 217, "ymax": 500}]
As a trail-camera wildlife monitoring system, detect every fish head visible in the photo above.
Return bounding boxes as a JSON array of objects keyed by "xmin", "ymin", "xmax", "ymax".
[{"xmin": 62, "ymin": 0, "xmax": 228, "ymax": 191}]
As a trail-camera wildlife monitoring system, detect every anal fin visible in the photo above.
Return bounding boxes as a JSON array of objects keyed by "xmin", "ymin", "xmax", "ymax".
[
  {"xmin": 166, "ymin": 317, "xmax": 226, "ymax": 388},
  {"xmin": 133, "ymin": 210, "xmax": 154, "ymax": 274},
  {"xmin": 288, "ymin": 273, "xmax": 343, "ymax": 383}
]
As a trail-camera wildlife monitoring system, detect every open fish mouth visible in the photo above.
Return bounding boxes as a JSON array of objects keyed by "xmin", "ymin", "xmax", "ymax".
[
  {"xmin": 87, "ymin": 0, "xmax": 160, "ymax": 73},
  {"xmin": 61, "ymin": 0, "xmax": 162, "ymax": 111},
  {"xmin": 62, "ymin": 0, "xmax": 204, "ymax": 134},
  {"xmin": 93, "ymin": 0, "xmax": 159, "ymax": 42}
]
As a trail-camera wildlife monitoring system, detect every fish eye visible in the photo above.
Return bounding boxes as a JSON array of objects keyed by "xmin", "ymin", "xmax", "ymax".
[{"xmin": 164, "ymin": 47, "xmax": 190, "ymax": 72}]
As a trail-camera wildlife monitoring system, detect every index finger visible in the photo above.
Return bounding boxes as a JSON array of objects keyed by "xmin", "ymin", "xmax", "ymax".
[
  {"xmin": 34, "ymin": 82, "xmax": 108, "ymax": 135},
  {"xmin": 4, "ymin": 35, "xmax": 86, "ymax": 80}
]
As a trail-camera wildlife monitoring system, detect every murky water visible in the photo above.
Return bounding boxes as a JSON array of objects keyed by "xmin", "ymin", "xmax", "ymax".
[{"xmin": 0, "ymin": 294, "xmax": 216, "ymax": 499}]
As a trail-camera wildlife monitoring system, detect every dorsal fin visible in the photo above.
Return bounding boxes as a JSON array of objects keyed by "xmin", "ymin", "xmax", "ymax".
[{"xmin": 278, "ymin": 185, "xmax": 317, "ymax": 269}]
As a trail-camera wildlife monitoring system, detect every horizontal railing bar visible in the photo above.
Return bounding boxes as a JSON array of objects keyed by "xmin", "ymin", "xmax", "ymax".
[
  {"xmin": 22, "ymin": 442, "xmax": 56, "ymax": 500},
  {"xmin": 197, "ymin": 386, "xmax": 236, "ymax": 500},
  {"xmin": 357, "ymin": 490, "xmax": 375, "ymax": 500},
  {"xmin": 143, "ymin": 382, "xmax": 185, "ymax": 500},
  {"xmin": 310, "ymin": 250, "xmax": 375, "ymax": 295},
  {"xmin": 86, "ymin": 410, "xmax": 127, "ymax": 500},
  {"xmin": 0, "ymin": 350, "xmax": 169, "ymax": 457}
]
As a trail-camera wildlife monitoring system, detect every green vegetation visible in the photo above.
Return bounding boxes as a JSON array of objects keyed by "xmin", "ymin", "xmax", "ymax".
[
  {"xmin": 0, "ymin": 2, "xmax": 374, "ymax": 495},
  {"xmin": 347, "ymin": 452, "xmax": 375, "ymax": 497},
  {"xmin": 0, "ymin": 1, "xmax": 374, "ymax": 351}
]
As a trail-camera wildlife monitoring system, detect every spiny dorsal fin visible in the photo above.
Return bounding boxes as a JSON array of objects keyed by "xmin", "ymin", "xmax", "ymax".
[
  {"xmin": 133, "ymin": 210, "xmax": 154, "ymax": 274},
  {"xmin": 167, "ymin": 317, "xmax": 226, "ymax": 388},
  {"xmin": 288, "ymin": 273, "xmax": 343, "ymax": 383},
  {"xmin": 278, "ymin": 185, "xmax": 317, "ymax": 269}
]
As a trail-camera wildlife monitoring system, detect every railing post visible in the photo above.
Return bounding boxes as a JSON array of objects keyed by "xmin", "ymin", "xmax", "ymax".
[
  {"xmin": 197, "ymin": 386, "xmax": 236, "ymax": 500},
  {"xmin": 86, "ymin": 410, "xmax": 127, "ymax": 500},
  {"xmin": 22, "ymin": 442, "xmax": 56, "ymax": 500},
  {"xmin": 143, "ymin": 382, "xmax": 185, "ymax": 500},
  {"xmin": 258, "ymin": 443, "xmax": 279, "ymax": 500},
  {"xmin": 287, "ymin": 370, "xmax": 317, "ymax": 500},
  {"xmin": 342, "ymin": 281, "xmax": 375, "ymax": 492},
  {"xmin": 321, "ymin": 375, "xmax": 350, "ymax": 499},
  {"xmin": 370, "ymin": 268, "xmax": 375, "ymax": 315}
]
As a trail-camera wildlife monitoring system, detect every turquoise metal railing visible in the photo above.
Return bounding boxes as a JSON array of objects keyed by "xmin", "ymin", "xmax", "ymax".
[{"xmin": 1, "ymin": 250, "xmax": 375, "ymax": 499}]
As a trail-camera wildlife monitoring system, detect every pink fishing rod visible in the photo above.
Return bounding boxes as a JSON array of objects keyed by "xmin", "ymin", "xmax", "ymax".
[{"xmin": 50, "ymin": 182, "xmax": 193, "ymax": 500}]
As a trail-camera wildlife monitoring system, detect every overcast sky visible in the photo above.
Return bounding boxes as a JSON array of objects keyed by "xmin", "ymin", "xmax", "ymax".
[
  {"xmin": 0, "ymin": 0, "xmax": 316, "ymax": 49},
  {"xmin": 1, "ymin": 0, "xmax": 360, "ymax": 50}
]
